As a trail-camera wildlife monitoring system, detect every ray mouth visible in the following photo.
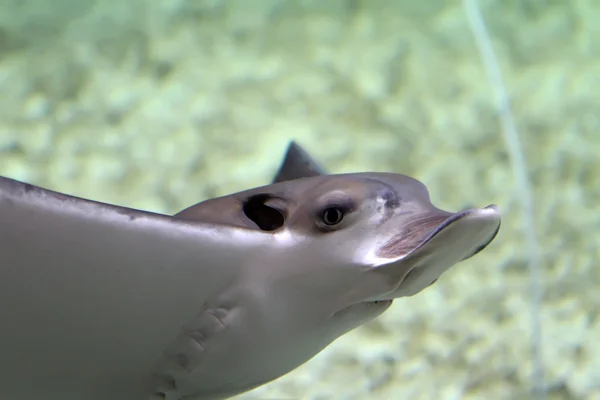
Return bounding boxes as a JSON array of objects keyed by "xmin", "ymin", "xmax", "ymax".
[
  {"xmin": 412, "ymin": 205, "xmax": 500, "ymax": 261},
  {"xmin": 367, "ymin": 204, "xmax": 501, "ymax": 300},
  {"xmin": 376, "ymin": 204, "xmax": 501, "ymax": 262}
]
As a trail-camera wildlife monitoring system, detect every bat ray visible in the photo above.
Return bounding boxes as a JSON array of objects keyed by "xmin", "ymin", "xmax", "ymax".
[{"xmin": 0, "ymin": 141, "xmax": 501, "ymax": 400}]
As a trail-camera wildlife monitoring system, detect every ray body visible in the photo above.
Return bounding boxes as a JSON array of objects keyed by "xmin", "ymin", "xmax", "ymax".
[{"xmin": 0, "ymin": 142, "xmax": 501, "ymax": 400}]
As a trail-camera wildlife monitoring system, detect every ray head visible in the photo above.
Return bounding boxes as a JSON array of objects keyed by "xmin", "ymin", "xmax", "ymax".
[{"xmin": 176, "ymin": 170, "xmax": 501, "ymax": 333}]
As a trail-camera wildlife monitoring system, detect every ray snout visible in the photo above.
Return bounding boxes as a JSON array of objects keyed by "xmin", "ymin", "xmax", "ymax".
[{"xmin": 371, "ymin": 204, "xmax": 501, "ymax": 299}]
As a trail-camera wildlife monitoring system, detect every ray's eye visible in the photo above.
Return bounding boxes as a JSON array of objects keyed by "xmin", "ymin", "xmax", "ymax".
[{"xmin": 322, "ymin": 207, "xmax": 344, "ymax": 226}]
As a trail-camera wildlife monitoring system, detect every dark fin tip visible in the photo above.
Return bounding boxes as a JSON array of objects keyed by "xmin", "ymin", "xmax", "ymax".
[{"xmin": 272, "ymin": 141, "xmax": 327, "ymax": 184}]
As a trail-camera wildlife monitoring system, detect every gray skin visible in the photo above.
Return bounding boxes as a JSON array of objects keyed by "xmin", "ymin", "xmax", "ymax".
[{"xmin": 0, "ymin": 142, "xmax": 501, "ymax": 400}]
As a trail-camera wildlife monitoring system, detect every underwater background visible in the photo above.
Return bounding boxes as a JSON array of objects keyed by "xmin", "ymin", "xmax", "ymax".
[{"xmin": 0, "ymin": 0, "xmax": 597, "ymax": 399}]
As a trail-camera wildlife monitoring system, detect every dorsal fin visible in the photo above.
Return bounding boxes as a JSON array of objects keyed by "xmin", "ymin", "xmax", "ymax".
[{"xmin": 272, "ymin": 141, "xmax": 327, "ymax": 183}]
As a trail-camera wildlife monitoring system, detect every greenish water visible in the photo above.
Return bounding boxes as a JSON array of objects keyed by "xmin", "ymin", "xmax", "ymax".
[{"xmin": 0, "ymin": 0, "xmax": 597, "ymax": 399}]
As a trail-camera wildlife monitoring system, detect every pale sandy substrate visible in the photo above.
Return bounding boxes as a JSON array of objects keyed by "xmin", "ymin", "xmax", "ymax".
[{"xmin": 0, "ymin": 1, "xmax": 598, "ymax": 399}]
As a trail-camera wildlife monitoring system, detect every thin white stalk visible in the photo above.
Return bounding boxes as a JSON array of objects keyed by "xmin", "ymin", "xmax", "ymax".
[{"xmin": 462, "ymin": 1, "xmax": 545, "ymax": 399}]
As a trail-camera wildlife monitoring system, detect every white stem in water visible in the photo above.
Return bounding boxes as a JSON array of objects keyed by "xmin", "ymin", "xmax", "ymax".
[{"xmin": 462, "ymin": 0, "xmax": 545, "ymax": 398}]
